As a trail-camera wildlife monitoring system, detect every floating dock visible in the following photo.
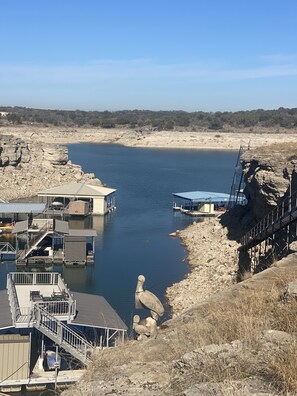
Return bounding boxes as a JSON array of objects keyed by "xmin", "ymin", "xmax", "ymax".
[
  {"xmin": 8, "ymin": 218, "xmax": 97, "ymax": 266},
  {"xmin": 172, "ymin": 190, "xmax": 246, "ymax": 217}
]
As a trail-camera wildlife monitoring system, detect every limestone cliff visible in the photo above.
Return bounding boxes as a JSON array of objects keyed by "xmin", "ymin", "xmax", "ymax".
[
  {"xmin": 0, "ymin": 134, "xmax": 101, "ymax": 200},
  {"xmin": 241, "ymin": 143, "xmax": 297, "ymax": 221}
]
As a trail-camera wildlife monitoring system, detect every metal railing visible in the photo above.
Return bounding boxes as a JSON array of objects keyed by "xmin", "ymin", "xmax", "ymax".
[
  {"xmin": 33, "ymin": 305, "xmax": 94, "ymax": 364},
  {"xmin": 21, "ymin": 220, "xmax": 53, "ymax": 258},
  {"xmin": 0, "ymin": 242, "xmax": 16, "ymax": 255},
  {"xmin": 228, "ymin": 144, "xmax": 250, "ymax": 210},
  {"xmin": 7, "ymin": 274, "xmax": 21, "ymax": 324},
  {"xmin": 240, "ymin": 189, "xmax": 297, "ymax": 250},
  {"xmin": 11, "ymin": 272, "xmax": 59, "ymax": 285},
  {"xmin": 7, "ymin": 272, "xmax": 76, "ymax": 322}
]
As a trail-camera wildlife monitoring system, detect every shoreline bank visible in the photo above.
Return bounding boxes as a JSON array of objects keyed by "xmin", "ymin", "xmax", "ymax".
[
  {"xmin": 166, "ymin": 215, "xmax": 240, "ymax": 316},
  {"xmin": 3, "ymin": 125, "xmax": 297, "ymax": 151}
]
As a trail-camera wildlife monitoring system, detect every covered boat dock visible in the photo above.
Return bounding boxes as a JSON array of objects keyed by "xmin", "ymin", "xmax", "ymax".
[
  {"xmin": 172, "ymin": 191, "xmax": 245, "ymax": 216},
  {"xmin": 38, "ymin": 182, "xmax": 116, "ymax": 216},
  {"xmin": 0, "ymin": 202, "xmax": 46, "ymax": 231},
  {"xmin": 11, "ymin": 219, "xmax": 97, "ymax": 266}
]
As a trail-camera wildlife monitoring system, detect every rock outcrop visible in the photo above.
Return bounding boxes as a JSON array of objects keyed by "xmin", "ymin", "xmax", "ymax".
[
  {"xmin": 0, "ymin": 134, "xmax": 101, "ymax": 200},
  {"xmin": 241, "ymin": 143, "xmax": 297, "ymax": 221}
]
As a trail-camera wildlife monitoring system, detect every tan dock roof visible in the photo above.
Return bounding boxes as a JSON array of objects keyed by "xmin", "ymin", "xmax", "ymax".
[
  {"xmin": 72, "ymin": 292, "xmax": 127, "ymax": 331},
  {"xmin": 55, "ymin": 220, "xmax": 97, "ymax": 236},
  {"xmin": 38, "ymin": 182, "xmax": 116, "ymax": 198}
]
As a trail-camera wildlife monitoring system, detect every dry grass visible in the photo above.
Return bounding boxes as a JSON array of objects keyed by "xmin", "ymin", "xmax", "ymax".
[
  {"xmin": 261, "ymin": 340, "xmax": 297, "ymax": 395},
  {"xmin": 67, "ymin": 274, "xmax": 297, "ymax": 395},
  {"xmin": 166, "ymin": 280, "xmax": 297, "ymax": 395}
]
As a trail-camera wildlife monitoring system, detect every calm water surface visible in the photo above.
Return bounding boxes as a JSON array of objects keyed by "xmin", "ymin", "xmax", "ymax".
[
  {"xmin": 66, "ymin": 144, "xmax": 237, "ymax": 325},
  {"xmin": 0, "ymin": 144, "xmax": 237, "ymax": 327}
]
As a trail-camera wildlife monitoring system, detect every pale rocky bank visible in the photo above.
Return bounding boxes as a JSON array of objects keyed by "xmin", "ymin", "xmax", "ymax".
[
  {"xmin": 0, "ymin": 133, "xmax": 101, "ymax": 201},
  {"xmin": 3, "ymin": 124, "xmax": 297, "ymax": 150}
]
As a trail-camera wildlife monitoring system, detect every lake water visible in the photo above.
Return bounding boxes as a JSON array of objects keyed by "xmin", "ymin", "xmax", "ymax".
[{"xmin": 0, "ymin": 144, "xmax": 237, "ymax": 328}]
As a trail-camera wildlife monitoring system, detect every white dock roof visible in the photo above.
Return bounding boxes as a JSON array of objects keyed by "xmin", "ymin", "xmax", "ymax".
[{"xmin": 38, "ymin": 182, "xmax": 116, "ymax": 198}]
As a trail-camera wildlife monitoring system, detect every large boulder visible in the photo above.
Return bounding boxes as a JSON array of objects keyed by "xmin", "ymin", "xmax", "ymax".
[{"xmin": 42, "ymin": 144, "xmax": 68, "ymax": 165}]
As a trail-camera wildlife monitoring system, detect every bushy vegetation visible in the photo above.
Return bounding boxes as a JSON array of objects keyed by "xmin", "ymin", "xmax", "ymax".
[{"xmin": 1, "ymin": 106, "xmax": 297, "ymax": 130}]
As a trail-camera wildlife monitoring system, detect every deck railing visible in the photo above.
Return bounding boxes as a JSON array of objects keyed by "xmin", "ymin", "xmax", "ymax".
[
  {"xmin": 11, "ymin": 272, "xmax": 59, "ymax": 285},
  {"xmin": 7, "ymin": 274, "xmax": 21, "ymax": 324},
  {"xmin": 7, "ymin": 272, "xmax": 76, "ymax": 323}
]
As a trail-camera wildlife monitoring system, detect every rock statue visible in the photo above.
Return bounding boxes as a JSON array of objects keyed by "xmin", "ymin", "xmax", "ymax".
[
  {"xmin": 134, "ymin": 274, "xmax": 164, "ymax": 341},
  {"xmin": 132, "ymin": 315, "xmax": 158, "ymax": 341},
  {"xmin": 132, "ymin": 315, "xmax": 151, "ymax": 341},
  {"xmin": 135, "ymin": 275, "xmax": 164, "ymax": 319}
]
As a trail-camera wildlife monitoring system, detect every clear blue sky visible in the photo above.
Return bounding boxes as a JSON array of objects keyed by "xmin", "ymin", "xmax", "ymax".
[{"xmin": 1, "ymin": 0, "xmax": 297, "ymax": 112}]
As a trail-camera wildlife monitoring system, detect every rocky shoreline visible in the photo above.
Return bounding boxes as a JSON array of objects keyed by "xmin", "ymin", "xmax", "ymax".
[{"xmin": 166, "ymin": 216, "xmax": 241, "ymax": 316}]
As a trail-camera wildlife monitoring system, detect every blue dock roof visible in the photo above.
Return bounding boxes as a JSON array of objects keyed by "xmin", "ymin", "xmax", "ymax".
[{"xmin": 172, "ymin": 191, "xmax": 230, "ymax": 203}]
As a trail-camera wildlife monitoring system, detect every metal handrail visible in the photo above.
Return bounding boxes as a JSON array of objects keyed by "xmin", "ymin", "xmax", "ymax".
[
  {"xmin": 7, "ymin": 272, "xmax": 76, "ymax": 321},
  {"xmin": 0, "ymin": 242, "xmax": 16, "ymax": 254},
  {"xmin": 24, "ymin": 221, "xmax": 53, "ymax": 255},
  {"xmin": 240, "ymin": 189, "xmax": 297, "ymax": 249},
  {"xmin": 34, "ymin": 305, "xmax": 94, "ymax": 363},
  {"xmin": 11, "ymin": 272, "xmax": 59, "ymax": 285},
  {"xmin": 7, "ymin": 274, "xmax": 20, "ymax": 324}
]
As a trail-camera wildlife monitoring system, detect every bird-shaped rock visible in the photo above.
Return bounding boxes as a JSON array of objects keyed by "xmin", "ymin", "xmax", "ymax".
[{"xmin": 135, "ymin": 275, "xmax": 164, "ymax": 319}]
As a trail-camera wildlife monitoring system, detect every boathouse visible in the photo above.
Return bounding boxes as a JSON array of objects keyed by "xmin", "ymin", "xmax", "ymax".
[
  {"xmin": 11, "ymin": 219, "xmax": 97, "ymax": 266},
  {"xmin": 0, "ymin": 272, "xmax": 127, "ymax": 392},
  {"xmin": 37, "ymin": 182, "xmax": 116, "ymax": 215}
]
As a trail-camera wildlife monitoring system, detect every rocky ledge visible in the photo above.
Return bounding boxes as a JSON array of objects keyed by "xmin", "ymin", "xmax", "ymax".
[{"xmin": 0, "ymin": 134, "xmax": 101, "ymax": 201}]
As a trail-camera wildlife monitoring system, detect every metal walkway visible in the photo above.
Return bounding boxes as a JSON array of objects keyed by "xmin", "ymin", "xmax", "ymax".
[
  {"xmin": 239, "ymin": 189, "xmax": 297, "ymax": 251},
  {"xmin": 33, "ymin": 305, "xmax": 94, "ymax": 364}
]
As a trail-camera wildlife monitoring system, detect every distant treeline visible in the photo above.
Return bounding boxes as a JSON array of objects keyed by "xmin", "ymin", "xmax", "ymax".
[{"xmin": 1, "ymin": 106, "xmax": 297, "ymax": 130}]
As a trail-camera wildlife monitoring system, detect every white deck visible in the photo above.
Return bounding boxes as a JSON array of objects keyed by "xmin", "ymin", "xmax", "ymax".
[
  {"xmin": 15, "ymin": 285, "xmax": 61, "ymax": 308},
  {"xmin": 15, "ymin": 284, "xmax": 62, "ymax": 309}
]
